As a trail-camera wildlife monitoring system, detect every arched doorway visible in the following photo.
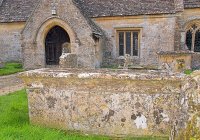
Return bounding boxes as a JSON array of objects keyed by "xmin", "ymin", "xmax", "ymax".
[{"xmin": 45, "ymin": 26, "xmax": 70, "ymax": 65}]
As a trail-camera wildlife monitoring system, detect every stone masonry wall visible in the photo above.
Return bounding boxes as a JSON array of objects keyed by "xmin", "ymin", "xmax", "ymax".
[
  {"xmin": 180, "ymin": 8, "xmax": 200, "ymax": 68},
  {"xmin": 20, "ymin": 69, "xmax": 200, "ymax": 138},
  {"xmin": 192, "ymin": 53, "xmax": 200, "ymax": 69},
  {"xmin": 93, "ymin": 15, "xmax": 176, "ymax": 67},
  {"xmin": 0, "ymin": 22, "xmax": 25, "ymax": 62},
  {"xmin": 22, "ymin": 0, "xmax": 100, "ymax": 69},
  {"xmin": 181, "ymin": 8, "xmax": 200, "ymax": 27}
]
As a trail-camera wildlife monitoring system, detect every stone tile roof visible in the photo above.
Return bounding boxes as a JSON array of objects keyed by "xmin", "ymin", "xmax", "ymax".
[
  {"xmin": 71, "ymin": 2, "xmax": 103, "ymax": 35},
  {"xmin": 0, "ymin": 0, "xmax": 178, "ymax": 23},
  {"xmin": 184, "ymin": 0, "xmax": 200, "ymax": 8},
  {"xmin": 74, "ymin": 0, "xmax": 176, "ymax": 17},
  {"xmin": 1, "ymin": 0, "xmax": 199, "ymax": 23},
  {"xmin": 0, "ymin": 0, "xmax": 39, "ymax": 22}
]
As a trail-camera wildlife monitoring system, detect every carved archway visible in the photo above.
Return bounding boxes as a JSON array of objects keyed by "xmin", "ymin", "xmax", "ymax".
[
  {"xmin": 45, "ymin": 26, "xmax": 70, "ymax": 65},
  {"xmin": 34, "ymin": 17, "xmax": 78, "ymax": 66}
]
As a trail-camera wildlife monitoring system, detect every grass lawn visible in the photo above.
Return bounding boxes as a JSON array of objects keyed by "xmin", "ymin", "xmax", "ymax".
[
  {"xmin": 0, "ymin": 62, "xmax": 24, "ymax": 76},
  {"xmin": 0, "ymin": 90, "xmax": 168, "ymax": 140}
]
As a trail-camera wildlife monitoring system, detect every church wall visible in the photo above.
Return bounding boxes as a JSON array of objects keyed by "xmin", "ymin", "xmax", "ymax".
[
  {"xmin": 181, "ymin": 8, "xmax": 200, "ymax": 69},
  {"xmin": 93, "ymin": 15, "xmax": 176, "ymax": 68},
  {"xmin": 0, "ymin": 22, "xmax": 25, "ymax": 62},
  {"xmin": 182, "ymin": 8, "xmax": 200, "ymax": 21}
]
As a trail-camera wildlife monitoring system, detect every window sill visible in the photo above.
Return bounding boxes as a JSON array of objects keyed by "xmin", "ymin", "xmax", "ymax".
[{"xmin": 117, "ymin": 56, "xmax": 139, "ymax": 59}]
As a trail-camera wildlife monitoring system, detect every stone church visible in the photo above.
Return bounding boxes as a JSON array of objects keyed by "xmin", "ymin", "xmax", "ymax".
[{"xmin": 0, "ymin": 0, "xmax": 200, "ymax": 70}]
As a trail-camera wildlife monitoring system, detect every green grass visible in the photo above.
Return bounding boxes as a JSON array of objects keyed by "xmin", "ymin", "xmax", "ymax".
[
  {"xmin": 0, "ymin": 62, "xmax": 24, "ymax": 76},
  {"xmin": 184, "ymin": 69, "xmax": 193, "ymax": 75},
  {"xmin": 0, "ymin": 90, "xmax": 168, "ymax": 140}
]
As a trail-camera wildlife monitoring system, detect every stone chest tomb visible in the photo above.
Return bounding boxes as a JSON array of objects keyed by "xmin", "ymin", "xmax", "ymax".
[{"xmin": 20, "ymin": 69, "xmax": 200, "ymax": 138}]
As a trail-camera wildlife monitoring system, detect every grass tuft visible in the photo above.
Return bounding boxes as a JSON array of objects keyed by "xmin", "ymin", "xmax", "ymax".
[
  {"xmin": 0, "ymin": 62, "xmax": 24, "ymax": 76},
  {"xmin": 184, "ymin": 69, "xmax": 193, "ymax": 75}
]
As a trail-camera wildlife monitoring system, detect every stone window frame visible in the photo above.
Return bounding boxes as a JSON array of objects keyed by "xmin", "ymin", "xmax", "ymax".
[
  {"xmin": 185, "ymin": 23, "xmax": 200, "ymax": 52},
  {"xmin": 116, "ymin": 28, "xmax": 141, "ymax": 58}
]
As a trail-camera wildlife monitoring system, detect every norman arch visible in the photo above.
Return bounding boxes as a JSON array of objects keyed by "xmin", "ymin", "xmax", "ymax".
[
  {"xmin": 34, "ymin": 17, "xmax": 78, "ymax": 66},
  {"xmin": 45, "ymin": 26, "xmax": 70, "ymax": 65}
]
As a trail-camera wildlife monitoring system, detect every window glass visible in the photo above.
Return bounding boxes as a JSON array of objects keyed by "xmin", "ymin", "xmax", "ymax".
[
  {"xmin": 133, "ymin": 32, "xmax": 138, "ymax": 56},
  {"xmin": 119, "ymin": 32, "xmax": 124, "ymax": 56},
  {"xmin": 186, "ymin": 30, "xmax": 192, "ymax": 51},
  {"xmin": 118, "ymin": 30, "xmax": 139, "ymax": 57},
  {"xmin": 126, "ymin": 32, "xmax": 131, "ymax": 55},
  {"xmin": 194, "ymin": 30, "xmax": 200, "ymax": 52}
]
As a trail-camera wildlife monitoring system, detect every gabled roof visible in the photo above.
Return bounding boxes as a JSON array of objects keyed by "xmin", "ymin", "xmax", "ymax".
[
  {"xmin": 0, "ymin": 0, "xmax": 199, "ymax": 23},
  {"xmin": 0, "ymin": 0, "xmax": 39, "ymax": 22},
  {"xmin": 74, "ymin": 0, "xmax": 176, "ymax": 17},
  {"xmin": 184, "ymin": 0, "xmax": 200, "ymax": 8}
]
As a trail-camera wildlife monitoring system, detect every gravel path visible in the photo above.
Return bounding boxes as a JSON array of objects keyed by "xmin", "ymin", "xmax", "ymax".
[{"xmin": 0, "ymin": 74, "xmax": 24, "ymax": 96}]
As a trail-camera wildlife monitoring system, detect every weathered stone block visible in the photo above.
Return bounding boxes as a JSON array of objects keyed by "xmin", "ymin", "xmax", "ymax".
[
  {"xmin": 19, "ymin": 68, "xmax": 200, "ymax": 138},
  {"xmin": 158, "ymin": 51, "xmax": 192, "ymax": 73},
  {"xmin": 59, "ymin": 53, "xmax": 77, "ymax": 68},
  {"xmin": 192, "ymin": 53, "xmax": 200, "ymax": 69}
]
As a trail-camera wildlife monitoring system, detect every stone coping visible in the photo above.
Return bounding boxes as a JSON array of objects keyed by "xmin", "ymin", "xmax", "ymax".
[
  {"xmin": 157, "ymin": 51, "xmax": 194, "ymax": 56},
  {"xmin": 19, "ymin": 68, "xmax": 185, "ymax": 81}
]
